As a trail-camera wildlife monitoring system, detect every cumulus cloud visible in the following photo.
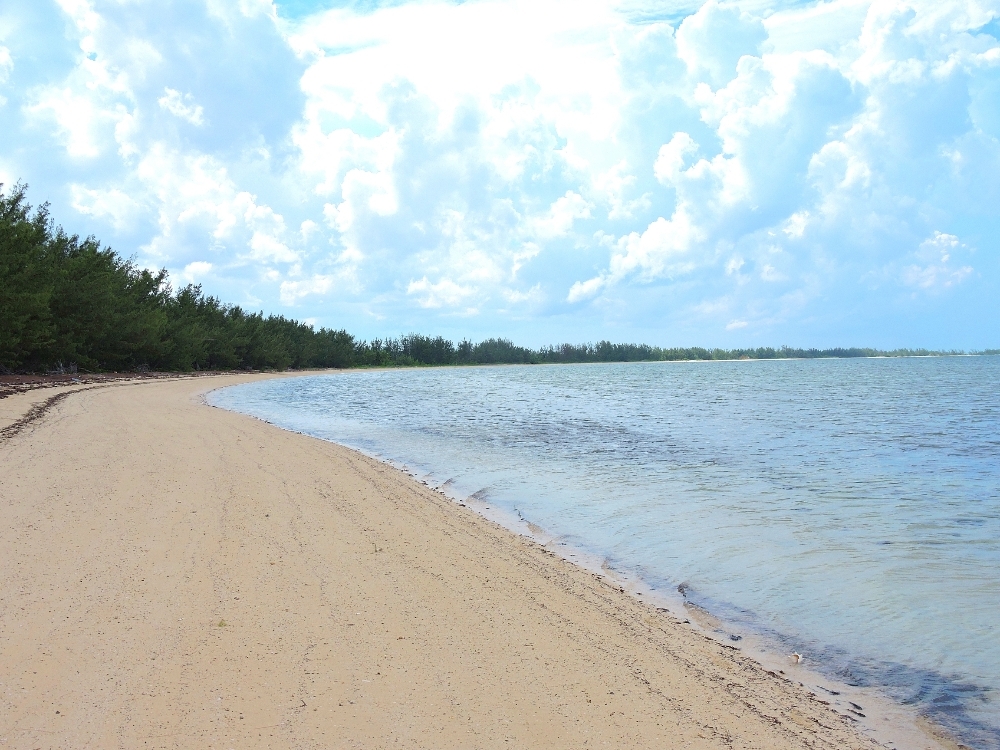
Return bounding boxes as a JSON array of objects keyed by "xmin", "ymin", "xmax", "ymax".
[
  {"xmin": 182, "ymin": 260, "xmax": 213, "ymax": 283},
  {"xmin": 26, "ymin": 87, "xmax": 126, "ymax": 159},
  {"xmin": 158, "ymin": 88, "xmax": 204, "ymax": 125},
  {"xmin": 531, "ymin": 191, "xmax": 593, "ymax": 239},
  {"xmin": 69, "ymin": 183, "xmax": 141, "ymax": 230},
  {"xmin": 407, "ymin": 276, "xmax": 476, "ymax": 309},
  {"xmin": 654, "ymin": 133, "xmax": 699, "ymax": 185},
  {"xmin": 0, "ymin": 0, "xmax": 997, "ymax": 345},
  {"xmin": 676, "ymin": 1, "xmax": 767, "ymax": 89},
  {"xmin": 567, "ymin": 275, "xmax": 605, "ymax": 303},
  {"xmin": 901, "ymin": 231, "xmax": 974, "ymax": 292},
  {"xmin": 280, "ymin": 274, "xmax": 336, "ymax": 305}
]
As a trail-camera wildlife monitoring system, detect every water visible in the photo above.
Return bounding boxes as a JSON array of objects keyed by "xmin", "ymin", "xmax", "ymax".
[{"xmin": 209, "ymin": 357, "xmax": 1000, "ymax": 747}]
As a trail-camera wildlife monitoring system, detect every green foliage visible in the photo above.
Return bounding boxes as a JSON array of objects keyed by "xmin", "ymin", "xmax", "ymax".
[
  {"xmin": 0, "ymin": 184, "xmax": 356, "ymax": 373},
  {"xmin": 0, "ymin": 184, "xmax": 55, "ymax": 370},
  {"xmin": 47, "ymin": 236, "xmax": 170, "ymax": 371},
  {"xmin": 0, "ymin": 184, "xmax": 984, "ymax": 374},
  {"xmin": 349, "ymin": 338, "xmax": 968, "ymax": 367}
]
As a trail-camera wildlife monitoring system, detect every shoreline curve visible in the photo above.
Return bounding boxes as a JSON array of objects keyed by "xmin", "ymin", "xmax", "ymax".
[{"xmin": 0, "ymin": 374, "xmax": 955, "ymax": 749}]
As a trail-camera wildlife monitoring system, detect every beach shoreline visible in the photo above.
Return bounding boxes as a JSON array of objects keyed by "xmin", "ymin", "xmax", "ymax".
[
  {"xmin": 207, "ymin": 373, "xmax": 970, "ymax": 750},
  {"xmin": 0, "ymin": 374, "xmax": 958, "ymax": 749}
]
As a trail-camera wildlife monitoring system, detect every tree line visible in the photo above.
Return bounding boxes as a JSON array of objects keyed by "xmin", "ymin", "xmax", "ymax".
[{"xmin": 0, "ymin": 183, "xmax": 982, "ymax": 374}]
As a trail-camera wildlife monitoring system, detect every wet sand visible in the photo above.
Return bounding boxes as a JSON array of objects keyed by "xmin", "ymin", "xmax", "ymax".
[{"xmin": 0, "ymin": 374, "xmax": 923, "ymax": 748}]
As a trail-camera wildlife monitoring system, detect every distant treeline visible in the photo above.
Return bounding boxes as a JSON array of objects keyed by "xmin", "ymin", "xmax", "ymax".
[
  {"xmin": 0, "ymin": 183, "xmax": 987, "ymax": 373},
  {"xmin": 355, "ymin": 337, "xmax": 962, "ymax": 367}
]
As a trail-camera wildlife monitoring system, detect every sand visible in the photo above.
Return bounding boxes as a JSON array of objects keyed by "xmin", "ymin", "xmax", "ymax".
[{"xmin": 0, "ymin": 374, "xmax": 904, "ymax": 749}]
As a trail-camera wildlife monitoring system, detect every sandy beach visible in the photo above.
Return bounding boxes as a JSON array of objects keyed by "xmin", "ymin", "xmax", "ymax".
[{"xmin": 0, "ymin": 374, "xmax": 930, "ymax": 749}]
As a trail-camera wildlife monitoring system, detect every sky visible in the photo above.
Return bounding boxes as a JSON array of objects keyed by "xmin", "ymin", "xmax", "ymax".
[{"xmin": 1, "ymin": 0, "xmax": 998, "ymax": 349}]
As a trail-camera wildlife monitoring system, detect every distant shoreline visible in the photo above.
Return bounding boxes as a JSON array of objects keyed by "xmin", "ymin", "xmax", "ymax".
[{"xmin": 4, "ymin": 348, "xmax": 997, "ymax": 391}]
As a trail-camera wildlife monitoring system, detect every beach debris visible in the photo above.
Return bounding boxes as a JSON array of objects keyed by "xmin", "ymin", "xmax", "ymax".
[
  {"xmin": 791, "ymin": 652, "xmax": 803, "ymax": 664},
  {"xmin": 677, "ymin": 582, "xmax": 689, "ymax": 598},
  {"xmin": 729, "ymin": 634, "xmax": 742, "ymax": 641}
]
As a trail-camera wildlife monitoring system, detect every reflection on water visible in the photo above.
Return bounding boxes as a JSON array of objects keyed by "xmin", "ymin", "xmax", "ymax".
[{"xmin": 211, "ymin": 357, "xmax": 1000, "ymax": 747}]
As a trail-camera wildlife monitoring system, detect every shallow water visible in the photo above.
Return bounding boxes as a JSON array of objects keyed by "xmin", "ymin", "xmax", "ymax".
[{"xmin": 211, "ymin": 357, "xmax": 1000, "ymax": 748}]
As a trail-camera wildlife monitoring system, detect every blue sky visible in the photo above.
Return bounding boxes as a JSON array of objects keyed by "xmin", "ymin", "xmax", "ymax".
[{"xmin": 1, "ymin": 0, "xmax": 998, "ymax": 348}]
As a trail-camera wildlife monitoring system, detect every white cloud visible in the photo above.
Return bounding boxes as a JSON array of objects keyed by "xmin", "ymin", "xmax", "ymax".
[
  {"xmin": 901, "ymin": 232, "xmax": 974, "ymax": 292},
  {"xmin": 280, "ymin": 274, "xmax": 336, "ymax": 305},
  {"xmin": 923, "ymin": 231, "xmax": 960, "ymax": 260},
  {"xmin": 54, "ymin": 0, "xmax": 100, "ymax": 34},
  {"xmin": 654, "ymin": 133, "xmax": 699, "ymax": 185},
  {"xmin": 26, "ymin": 87, "xmax": 127, "ymax": 159},
  {"xmin": 202, "ymin": 0, "xmax": 278, "ymax": 25},
  {"xmin": 2, "ymin": 0, "xmax": 997, "ymax": 344},
  {"xmin": 130, "ymin": 144, "xmax": 301, "ymax": 270},
  {"xmin": 503, "ymin": 283, "xmax": 543, "ymax": 306},
  {"xmin": 609, "ymin": 209, "xmax": 702, "ymax": 280},
  {"xmin": 248, "ymin": 232, "xmax": 297, "ymax": 263},
  {"xmin": 782, "ymin": 211, "xmax": 809, "ymax": 239},
  {"xmin": 594, "ymin": 160, "xmax": 648, "ymax": 220},
  {"xmin": 182, "ymin": 261, "xmax": 213, "ymax": 283},
  {"xmin": 300, "ymin": 219, "xmax": 319, "ymax": 242},
  {"xmin": 69, "ymin": 184, "xmax": 140, "ymax": 230},
  {"xmin": 726, "ymin": 318, "xmax": 748, "ymax": 330},
  {"xmin": 407, "ymin": 276, "xmax": 476, "ymax": 309},
  {"xmin": 567, "ymin": 275, "xmax": 606, "ymax": 303},
  {"xmin": 901, "ymin": 263, "xmax": 973, "ymax": 291},
  {"xmin": 531, "ymin": 191, "xmax": 592, "ymax": 239},
  {"xmin": 676, "ymin": 1, "xmax": 767, "ymax": 89},
  {"xmin": 326, "ymin": 166, "xmax": 398, "ymax": 232},
  {"xmin": 158, "ymin": 88, "xmax": 205, "ymax": 126}
]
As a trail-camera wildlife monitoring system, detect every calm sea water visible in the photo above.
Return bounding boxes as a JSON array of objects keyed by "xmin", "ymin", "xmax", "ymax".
[{"xmin": 210, "ymin": 357, "xmax": 1000, "ymax": 747}]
